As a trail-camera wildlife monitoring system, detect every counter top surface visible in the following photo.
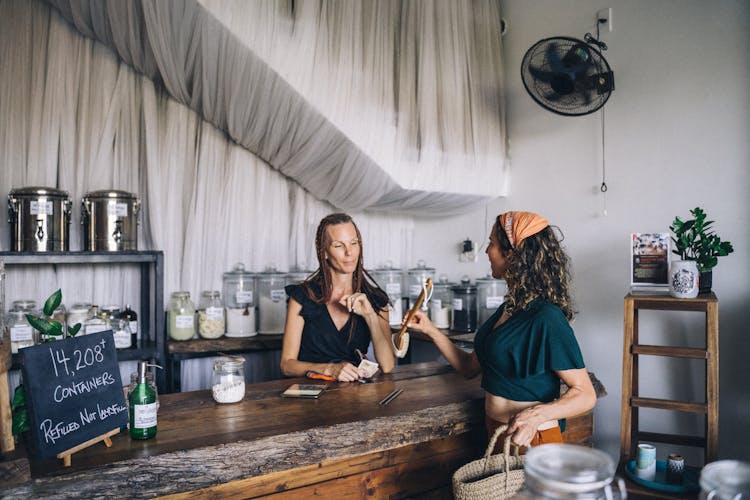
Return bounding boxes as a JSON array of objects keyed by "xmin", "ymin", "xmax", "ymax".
[{"xmin": 3, "ymin": 362, "xmax": 485, "ymax": 498}]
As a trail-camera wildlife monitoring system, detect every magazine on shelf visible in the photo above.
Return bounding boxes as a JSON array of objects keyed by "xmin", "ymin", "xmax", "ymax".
[{"xmin": 630, "ymin": 233, "xmax": 670, "ymax": 294}]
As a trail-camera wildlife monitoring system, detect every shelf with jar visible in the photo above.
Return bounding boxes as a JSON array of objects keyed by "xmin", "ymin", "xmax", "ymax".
[
  {"xmin": 164, "ymin": 265, "xmax": 309, "ymax": 392},
  {"xmin": 0, "ymin": 251, "xmax": 165, "ymax": 392}
]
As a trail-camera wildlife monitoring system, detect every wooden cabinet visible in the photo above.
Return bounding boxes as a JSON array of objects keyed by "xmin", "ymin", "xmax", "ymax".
[
  {"xmin": 620, "ymin": 293, "xmax": 718, "ymax": 464},
  {"xmin": 1, "ymin": 251, "xmax": 166, "ymax": 393}
]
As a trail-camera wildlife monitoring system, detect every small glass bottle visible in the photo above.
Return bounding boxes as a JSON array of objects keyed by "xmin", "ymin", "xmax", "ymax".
[
  {"xmin": 84, "ymin": 306, "xmax": 111, "ymax": 336},
  {"xmin": 122, "ymin": 304, "xmax": 138, "ymax": 348},
  {"xmin": 198, "ymin": 291, "xmax": 225, "ymax": 339},
  {"xmin": 128, "ymin": 371, "xmax": 159, "ymax": 410},
  {"xmin": 211, "ymin": 356, "xmax": 246, "ymax": 404},
  {"xmin": 168, "ymin": 291, "xmax": 195, "ymax": 341},
  {"xmin": 129, "ymin": 361, "xmax": 158, "ymax": 440}
]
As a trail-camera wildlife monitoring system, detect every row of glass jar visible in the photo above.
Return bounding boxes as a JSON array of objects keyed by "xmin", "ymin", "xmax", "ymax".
[
  {"xmin": 370, "ymin": 262, "xmax": 508, "ymax": 333},
  {"xmin": 5, "ymin": 299, "xmax": 138, "ymax": 353},
  {"xmin": 172, "ymin": 261, "xmax": 509, "ymax": 339},
  {"xmin": 167, "ymin": 288, "xmax": 286, "ymax": 340}
]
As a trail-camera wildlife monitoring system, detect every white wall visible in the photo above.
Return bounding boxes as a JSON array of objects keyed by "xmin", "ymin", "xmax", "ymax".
[{"xmin": 413, "ymin": 0, "xmax": 750, "ymax": 463}]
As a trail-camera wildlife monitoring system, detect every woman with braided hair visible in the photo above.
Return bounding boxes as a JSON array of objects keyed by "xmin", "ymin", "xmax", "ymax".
[
  {"xmin": 406, "ymin": 211, "xmax": 596, "ymax": 450},
  {"xmin": 281, "ymin": 213, "xmax": 395, "ymax": 381}
]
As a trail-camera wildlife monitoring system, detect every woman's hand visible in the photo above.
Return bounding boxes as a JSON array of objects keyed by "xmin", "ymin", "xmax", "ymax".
[
  {"xmin": 325, "ymin": 361, "xmax": 365, "ymax": 382},
  {"xmin": 340, "ymin": 293, "xmax": 376, "ymax": 319},
  {"xmin": 506, "ymin": 405, "xmax": 547, "ymax": 447},
  {"xmin": 404, "ymin": 310, "xmax": 438, "ymax": 337}
]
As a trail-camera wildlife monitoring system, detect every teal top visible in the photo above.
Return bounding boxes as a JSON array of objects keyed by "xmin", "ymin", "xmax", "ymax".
[{"xmin": 474, "ymin": 298, "xmax": 585, "ymax": 405}]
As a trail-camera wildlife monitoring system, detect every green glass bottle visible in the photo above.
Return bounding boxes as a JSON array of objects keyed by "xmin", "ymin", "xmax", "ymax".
[{"xmin": 129, "ymin": 361, "xmax": 157, "ymax": 439}]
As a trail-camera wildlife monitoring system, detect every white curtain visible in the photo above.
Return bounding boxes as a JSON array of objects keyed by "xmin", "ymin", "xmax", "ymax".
[
  {"xmin": 0, "ymin": 0, "xmax": 415, "ymax": 390},
  {"xmin": 42, "ymin": 0, "xmax": 508, "ymax": 214}
]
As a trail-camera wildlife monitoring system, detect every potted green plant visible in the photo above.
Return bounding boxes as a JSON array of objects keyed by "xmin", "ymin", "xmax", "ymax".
[
  {"xmin": 12, "ymin": 289, "xmax": 82, "ymax": 436},
  {"xmin": 669, "ymin": 207, "xmax": 734, "ymax": 293}
]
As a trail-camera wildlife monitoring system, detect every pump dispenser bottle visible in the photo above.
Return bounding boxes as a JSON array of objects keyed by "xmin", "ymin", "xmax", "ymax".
[{"xmin": 129, "ymin": 361, "xmax": 158, "ymax": 439}]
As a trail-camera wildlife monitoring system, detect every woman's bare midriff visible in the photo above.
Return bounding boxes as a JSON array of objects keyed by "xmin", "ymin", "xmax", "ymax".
[{"xmin": 485, "ymin": 392, "xmax": 558, "ymax": 429}]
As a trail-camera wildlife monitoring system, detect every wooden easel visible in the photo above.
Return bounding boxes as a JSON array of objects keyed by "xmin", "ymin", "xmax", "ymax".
[{"xmin": 57, "ymin": 428, "xmax": 120, "ymax": 467}]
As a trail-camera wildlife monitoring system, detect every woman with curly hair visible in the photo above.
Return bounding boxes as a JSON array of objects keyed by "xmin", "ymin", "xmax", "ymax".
[
  {"xmin": 281, "ymin": 213, "xmax": 395, "ymax": 382},
  {"xmin": 406, "ymin": 211, "xmax": 595, "ymax": 450}
]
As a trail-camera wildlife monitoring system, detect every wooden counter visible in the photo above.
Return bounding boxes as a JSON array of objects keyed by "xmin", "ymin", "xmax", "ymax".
[{"xmin": 2, "ymin": 362, "xmax": 593, "ymax": 498}]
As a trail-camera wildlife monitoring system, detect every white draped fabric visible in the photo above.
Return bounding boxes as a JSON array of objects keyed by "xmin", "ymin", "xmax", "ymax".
[
  {"xmin": 43, "ymin": 0, "xmax": 508, "ymax": 214},
  {"xmin": 0, "ymin": 0, "xmax": 414, "ymax": 389},
  {"xmin": 1, "ymin": 0, "xmax": 506, "ymax": 390}
]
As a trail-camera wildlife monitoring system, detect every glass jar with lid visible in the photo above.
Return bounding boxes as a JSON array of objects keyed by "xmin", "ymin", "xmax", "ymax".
[
  {"xmin": 211, "ymin": 356, "xmax": 246, "ymax": 403},
  {"xmin": 67, "ymin": 302, "xmax": 93, "ymax": 332},
  {"xmin": 430, "ymin": 275, "xmax": 453, "ymax": 329},
  {"xmin": 257, "ymin": 266, "xmax": 287, "ymax": 335},
  {"xmin": 515, "ymin": 444, "xmax": 625, "ymax": 499},
  {"xmin": 407, "ymin": 260, "xmax": 435, "ymax": 310},
  {"xmin": 370, "ymin": 264, "xmax": 404, "ymax": 327},
  {"xmin": 9, "ymin": 300, "xmax": 39, "ymax": 351},
  {"xmin": 476, "ymin": 275, "xmax": 508, "ymax": 326},
  {"xmin": 111, "ymin": 317, "xmax": 133, "ymax": 349},
  {"xmin": 198, "ymin": 290, "xmax": 225, "ymax": 339},
  {"xmin": 168, "ymin": 291, "xmax": 196, "ymax": 341},
  {"xmin": 222, "ymin": 263, "xmax": 256, "ymax": 338},
  {"xmin": 7, "ymin": 308, "xmax": 37, "ymax": 353},
  {"xmin": 699, "ymin": 460, "xmax": 750, "ymax": 499},
  {"xmin": 84, "ymin": 306, "xmax": 111, "ymax": 336},
  {"xmin": 451, "ymin": 278, "xmax": 477, "ymax": 332}
]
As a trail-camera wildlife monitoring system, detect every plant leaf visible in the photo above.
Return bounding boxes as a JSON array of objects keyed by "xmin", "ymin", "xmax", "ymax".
[
  {"xmin": 11, "ymin": 385, "xmax": 26, "ymax": 410},
  {"xmin": 43, "ymin": 289, "xmax": 62, "ymax": 317},
  {"xmin": 68, "ymin": 323, "xmax": 82, "ymax": 336},
  {"xmin": 25, "ymin": 314, "xmax": 58, "ymax": 336}
]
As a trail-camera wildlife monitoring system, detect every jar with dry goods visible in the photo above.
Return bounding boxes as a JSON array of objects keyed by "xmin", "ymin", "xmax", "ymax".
[
  {"xmin": 223, "ymin": 263, "xmax": 256, "ymax": 337},
  {"xmin": 198, "ymin": 290, "xmax": 225, "ymax": 339},
  {"xmin": 212, "ymin": 356, "xmax": 246, "ymax": 403}
]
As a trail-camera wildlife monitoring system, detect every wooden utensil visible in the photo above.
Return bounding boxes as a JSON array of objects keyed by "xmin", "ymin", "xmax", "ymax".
[{"xmin": 393, "ymin": 277, "xmax": 433, "ymax": 352}]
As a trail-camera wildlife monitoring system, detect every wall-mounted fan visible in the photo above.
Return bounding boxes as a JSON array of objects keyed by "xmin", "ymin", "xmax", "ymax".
[{"xmin": 521, "ymin": 34, "xmax": 614, "ymax": 116}]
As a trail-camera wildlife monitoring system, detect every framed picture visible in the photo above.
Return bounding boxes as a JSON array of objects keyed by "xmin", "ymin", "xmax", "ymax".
[{"xmin": 630, "ymin": 233, "xmax": 670, "ymax": 291}]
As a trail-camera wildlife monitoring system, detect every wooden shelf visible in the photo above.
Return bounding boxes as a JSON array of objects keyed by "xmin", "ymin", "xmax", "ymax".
[{"xmin": 620, "ymin": 292, "xmax": 718, "ymax": 465}]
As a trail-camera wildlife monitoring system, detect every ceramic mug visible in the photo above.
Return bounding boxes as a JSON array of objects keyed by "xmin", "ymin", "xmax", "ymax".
[
  {"xmin": 635, "ymin": 443, "xmax": 657, "ymax": 480},
  {"xmin": 669, "ymin": 260, "xmax": 699, "ymax": 298}
]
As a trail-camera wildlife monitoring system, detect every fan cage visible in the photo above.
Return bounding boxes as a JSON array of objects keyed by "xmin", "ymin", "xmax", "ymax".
[{"xmin": 521, "ymin": 36, "xmax": 614, "ymax": 116}]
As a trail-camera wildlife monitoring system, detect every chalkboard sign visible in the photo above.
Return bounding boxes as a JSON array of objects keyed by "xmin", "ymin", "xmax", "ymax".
[{"xmin": 20, "ymin": 331, "xmax": 129, "ymax": 459}]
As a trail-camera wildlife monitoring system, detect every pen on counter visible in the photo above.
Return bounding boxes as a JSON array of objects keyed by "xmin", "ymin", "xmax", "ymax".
[
  {"xmin": 306, "ymin": 370, "xmax": 336, "ymax": 381},
  {"xmin": 378, "ymin": 388, "xmax": 403, "ymax": 406}
]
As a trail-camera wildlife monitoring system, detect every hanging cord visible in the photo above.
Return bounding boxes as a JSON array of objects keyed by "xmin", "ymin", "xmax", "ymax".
[{"xmin": 600, "ymin": 107, "xmax": 608, "ymax": 217}]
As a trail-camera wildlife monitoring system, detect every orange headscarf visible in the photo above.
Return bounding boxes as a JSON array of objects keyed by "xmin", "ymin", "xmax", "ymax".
[{"xmin": 499, "ymin": 211, "xmax": 549, "ymax": 248}]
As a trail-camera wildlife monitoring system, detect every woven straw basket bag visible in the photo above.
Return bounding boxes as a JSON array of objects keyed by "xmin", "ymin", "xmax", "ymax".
[{"xmin": 452, "ymin": 424, "xmax": 526, "ymax": 500}]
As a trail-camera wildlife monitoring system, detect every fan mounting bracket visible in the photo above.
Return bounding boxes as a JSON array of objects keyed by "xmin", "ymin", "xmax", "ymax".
[{"xmin": 597, "ymin": 8, "xmax": 613, "ymax": 32}]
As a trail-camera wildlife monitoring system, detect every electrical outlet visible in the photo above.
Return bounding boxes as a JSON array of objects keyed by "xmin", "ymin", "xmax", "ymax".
[
  {"xmin": 458, "ymin": 238, "xmax": 478, "ymax": 263},
  {"xmin": 597, "ymin": 7, "xmax": 612, "ymax": 32}
]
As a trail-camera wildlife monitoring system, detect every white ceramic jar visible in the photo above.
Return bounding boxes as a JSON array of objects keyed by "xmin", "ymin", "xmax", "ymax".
[{"xmin": 669, "ymin": 260, "xmax": 699, "ymax": 298}]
